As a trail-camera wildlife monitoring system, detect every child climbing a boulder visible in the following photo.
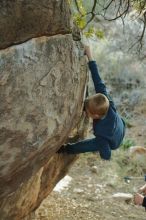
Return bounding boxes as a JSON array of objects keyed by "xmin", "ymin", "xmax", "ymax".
[{"xmin": 58, "ymin": 45, "xmax": 125, "ymax": 160}]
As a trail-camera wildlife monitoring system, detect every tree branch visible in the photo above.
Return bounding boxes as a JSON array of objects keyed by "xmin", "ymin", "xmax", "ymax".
[
  {"xmin": 73, "ymin": 0, "xmax": 146, "ymax": 50},
  {"xmin": 74, "ymin": 0, "xmax": 82, "ymax": 15}
]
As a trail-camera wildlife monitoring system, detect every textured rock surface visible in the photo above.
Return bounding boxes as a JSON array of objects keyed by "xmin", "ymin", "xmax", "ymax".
[
  {"xmin": 0, "ymin": 0, "xmax": 71, "ymax": 49},
  {"xmin": 0, "ymin": 0, "xmax": 88, "ymax": 219},
  {"xmin": 0, "ymin": 35, "xmax": 88, "ymax": 219}
]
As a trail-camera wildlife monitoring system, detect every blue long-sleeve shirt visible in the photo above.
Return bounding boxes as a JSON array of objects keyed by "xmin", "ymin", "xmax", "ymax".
[
  {"xmin": 65, "ymin": 61, "xmax": 125, "ymax": 160},
  {"xmin": 89, "ymin": 61, "xmax": 125, "ymax": 149}
]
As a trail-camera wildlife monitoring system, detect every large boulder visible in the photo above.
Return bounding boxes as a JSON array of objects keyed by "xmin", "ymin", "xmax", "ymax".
[
  {"xmin": 0, "ymin": 1, "xmax": 88, "ymax": 219},
  {"xmin": 0, "ymin": 0, "xmax": 71, "ymax": 49}
]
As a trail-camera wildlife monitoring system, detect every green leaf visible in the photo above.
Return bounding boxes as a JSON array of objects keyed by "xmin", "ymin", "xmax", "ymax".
[
  {"xmin": 84, "ymin": 26, "xmax": 95, "ymax": 37},
  {"xmin": 73, "ymin": 14, "xmax": 86, "ymax": 29},
  {"xmin": 95, "ymin": 30, "xmax": 104, "ymax": 39}
]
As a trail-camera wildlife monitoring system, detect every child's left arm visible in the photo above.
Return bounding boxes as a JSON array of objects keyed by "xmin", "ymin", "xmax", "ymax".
[{"xmin": 61, "ymin": 137, "xmax": 111, "ymax": 160}]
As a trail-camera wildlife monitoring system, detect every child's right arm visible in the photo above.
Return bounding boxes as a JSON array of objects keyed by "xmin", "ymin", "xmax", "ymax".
[
  {"xmin": 84, "ymin": 45, "xmax": 107, "ymax": 95},
  {"xmin": 88, "ymin": 60, "xmax": 108, "ymax": 96},
  {"xmin": 84, "ymin": 46, "xmax": 116, "ymax": 108}
]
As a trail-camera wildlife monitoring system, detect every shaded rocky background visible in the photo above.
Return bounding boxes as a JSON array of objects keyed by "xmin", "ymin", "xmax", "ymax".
[{"xmin": 0, "ymin": 0, "xmax": 88, "ymax": 219}]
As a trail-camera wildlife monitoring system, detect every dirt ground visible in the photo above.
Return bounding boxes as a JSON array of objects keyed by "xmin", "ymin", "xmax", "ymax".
[{"xmin": 33, "ymin": 110, "xmax": 146, "ymax": 220}]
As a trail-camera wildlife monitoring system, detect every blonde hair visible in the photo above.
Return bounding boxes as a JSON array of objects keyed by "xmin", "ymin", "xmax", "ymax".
[{"xmin": 85, "ymin": 93, "xmax": 109, "ymax": 117}]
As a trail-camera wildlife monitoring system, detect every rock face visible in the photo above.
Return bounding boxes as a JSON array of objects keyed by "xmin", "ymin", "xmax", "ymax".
[
  {"xmin": 0, "ymin": 0, "xmax": 71, "ymax": 49},
  {"xmin": 0, "ymin": 1, "xmax": 88, "ymax": 219}
]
